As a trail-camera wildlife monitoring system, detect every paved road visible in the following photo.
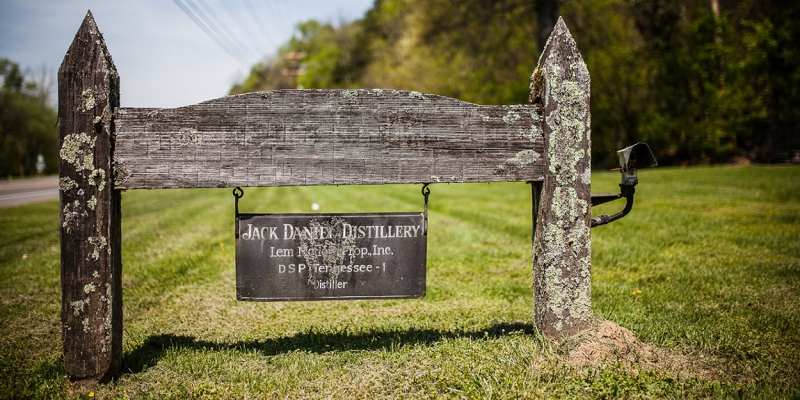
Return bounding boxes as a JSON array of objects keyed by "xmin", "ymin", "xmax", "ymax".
[{"xmin": 0, "ymin": 176, "xmax": 59, "ymax": 208}]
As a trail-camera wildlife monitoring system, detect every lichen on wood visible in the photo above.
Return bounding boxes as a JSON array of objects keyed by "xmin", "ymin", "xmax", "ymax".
[
  {"xmin": 531, "ymin": 17, "xmax": 592, "ymax": 338},
  {"xmin": 58, "ymin": 10, "xmax": 122, "ymax": 384},
  {"xmin": 60, "ymin": 132, "xmax": 96, "ymax": 172},
  {"xmin": 60, "ymin": 177, "xmax": 78, "ymax": 192},
  {"xmin": 506, "ymin": 150, "xmax": 541, "ymax": 168},
  {"xmin": 342, "ymin": 90, "xmax": 359, "ymax": 104},
  {"xmin": 408, "ymin": 91, "xmax": 425, "ymax": 100},
  {"xmin": 112, "ymin": 157, "xmax": 130, "ymax": 186},
  {"xmin": 80, "ymin": 89, "xmax": 95, "ymax": 112}
]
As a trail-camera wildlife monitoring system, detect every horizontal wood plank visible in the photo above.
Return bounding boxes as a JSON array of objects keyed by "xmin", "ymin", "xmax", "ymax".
[{"xmin": 113, "ymin": 90, "xmax": 545, "ymax": 189}]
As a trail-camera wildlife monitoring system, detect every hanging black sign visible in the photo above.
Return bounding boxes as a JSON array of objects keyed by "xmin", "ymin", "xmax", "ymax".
[{"xmin": 235, "ymin": 212, "xmax": 427, "ymax": 301}]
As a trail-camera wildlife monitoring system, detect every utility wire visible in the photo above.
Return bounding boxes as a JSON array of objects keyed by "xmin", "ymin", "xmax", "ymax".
[
  {"xmin": 277, "ymin": 0, "xmax": 292, "ymax": 26},
  {"xmin": 269, "ymin": 0, "xmax": 293, "ymax": 37},
  {"xmin": 172, "ymin": 0, "xmax": 248, "ymax": 67},
  {"xmin": 242, "ymin": 0, "xmax": 278, "ymax": 49},
  {"xmin": 183, "ymin": 0, "xmax": 247, "ymax": 60},
  {"xmin": 194, "ymin": 0, "xmax": 256, "ymax": 59},
  {"xmin": 223, "ymin": 0, "xmax": 273, "ymax": 51}
]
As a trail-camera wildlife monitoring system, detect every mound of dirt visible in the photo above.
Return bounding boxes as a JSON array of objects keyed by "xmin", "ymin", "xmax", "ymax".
[
  {"xmin": 566, "ymin": 320, "xmax": 729, "ymax": 382},
  {"xmin": 567, "ymin": 320, "xmax": 658, "ymax": 367}
]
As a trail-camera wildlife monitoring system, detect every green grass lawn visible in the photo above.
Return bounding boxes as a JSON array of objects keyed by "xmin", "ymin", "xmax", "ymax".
[{"xmin": 1, "ymin": 166, "xmax": 798, "ymax": 398}]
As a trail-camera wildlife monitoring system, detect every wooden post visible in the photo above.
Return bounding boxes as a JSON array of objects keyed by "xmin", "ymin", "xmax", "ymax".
[
  {"xmin": 58, "ymin": 11, "xmax": 122, "ymax": 384},
  {"xmin": 530, "ymin": 18, "xmax": 592, "ymax": 337}
]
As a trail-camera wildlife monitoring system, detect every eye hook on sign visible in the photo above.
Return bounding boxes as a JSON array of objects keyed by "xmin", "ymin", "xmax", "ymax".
[
  {"xmin": 233, "ymin": 187, "xmax": 244, "ymax": 237},
  {"xmin": 233, "ymin": 187, "xmax": 244, "ymax": 216},
  {"xmin": 422, "ymin": 183, "xmax": 431, "ymax": 235}
]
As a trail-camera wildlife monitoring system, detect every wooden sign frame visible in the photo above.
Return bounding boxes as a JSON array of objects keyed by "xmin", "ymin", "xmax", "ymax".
[{"xmin": 59, "ymin": 11, "xmax": 591, "ymax": 383}]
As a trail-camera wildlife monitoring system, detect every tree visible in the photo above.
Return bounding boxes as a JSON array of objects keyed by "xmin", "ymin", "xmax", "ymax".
[
  {"xmin": 231, "ymin": 0, "xmax": 799, "ymax": 166},
  {"xmin": 731, "ymin": 0, "xmax": 800, "ymax": 158},
  {"xmin": 537, "ymin": 0, "xmax": 562, "ymax": 54},
  {"xmin": 0, "ymin": 58, "xmax": 58, "ymax": 177}
]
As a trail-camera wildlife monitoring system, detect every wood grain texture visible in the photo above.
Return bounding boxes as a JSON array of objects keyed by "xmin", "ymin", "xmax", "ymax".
[
  {"xmin": 113, "ymin": 90, "xmax": 545, "ymax": 189},
  {"xmin": 58, "ymin": 11, "xmax": 122, "ymax": 384},
  {"xmin": 531, "ymin": 17, "xmax": 593, "ymax": 338}
]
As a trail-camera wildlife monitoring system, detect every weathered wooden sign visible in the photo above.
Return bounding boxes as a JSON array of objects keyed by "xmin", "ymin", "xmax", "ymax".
[
  {"xmin": 60, "ymin": 12, "xmax": 593, "ymax": 384},
  {"xmin": 236, "ymin": 213, "xmax": 426, "ymax": 300}
]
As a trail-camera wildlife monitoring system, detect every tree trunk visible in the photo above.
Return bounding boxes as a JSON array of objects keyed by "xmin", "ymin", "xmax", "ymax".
[{"xmin": 537, "ymin": 0, "xmax": 561, "ymax": 54}]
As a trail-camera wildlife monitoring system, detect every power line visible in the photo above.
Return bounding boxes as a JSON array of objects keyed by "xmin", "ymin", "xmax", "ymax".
[
  {"xmin": 242, "ymin": 0, "xmax": 278, "ymax": 49},
  {"xmin": 276, "ymin": 0, "xmax": 293, "ymax": 25},
  {"xmin": 223, "ymin": 0, "xmax": 274, "ymax": 51},
  {"xmin": 172, "ymin": 0, "xmax": 248, "ymax": 67},
  {"xmin": 174, "ymin": 0, "xmax": 306, "ymax": 69},
  {"xmin": 281, "ymin": 0, "xmax": 298, "ymax": 33},
  {"xmin": 183, "ymin": 0, "xmax": 247, "ymax": 60},
  {"xmin": 194, "ymin": 0, "xmax": 256, "ymax": 59},
  {"xmin": 268, "ymin": 0, "xmax": 292, "ymax": 37}
]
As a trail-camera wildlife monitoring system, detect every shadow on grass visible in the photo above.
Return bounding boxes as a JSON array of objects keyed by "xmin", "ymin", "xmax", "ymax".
[{"xmin": 121, "ymin": 322, "xmax": 537, "ymax": 376}]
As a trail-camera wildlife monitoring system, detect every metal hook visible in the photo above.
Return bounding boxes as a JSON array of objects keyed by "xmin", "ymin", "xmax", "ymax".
[
  {"xmin": 422, "ymin": 184, "xmax": 430, "ymax": 235},
  {"xmin": 233, "ymin": 187, "xmax": 244, "ymax": 237}
]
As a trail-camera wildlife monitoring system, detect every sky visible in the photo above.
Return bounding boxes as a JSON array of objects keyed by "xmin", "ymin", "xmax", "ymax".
[{"xmin": 0, "ymin": 0, "xmax": 374, "ymax": 108}]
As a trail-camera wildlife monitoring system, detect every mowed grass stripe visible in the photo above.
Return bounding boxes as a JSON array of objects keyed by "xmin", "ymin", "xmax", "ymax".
[{"xmin": 121, "ymin": 189, "xmax": 233, "ymax": 301}]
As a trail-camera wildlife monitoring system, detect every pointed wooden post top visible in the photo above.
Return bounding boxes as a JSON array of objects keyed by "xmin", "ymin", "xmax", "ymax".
[
  {"xmin": 539, "ymin": 18, "xmax": 585, "ymax": 64},
  {"xmin": 530, "ymin": 17, "xmax": 589, "ymax": 108},
  {"xmin": 59, "ymin": 10, "xmax": 118, "ymax": 81}
]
